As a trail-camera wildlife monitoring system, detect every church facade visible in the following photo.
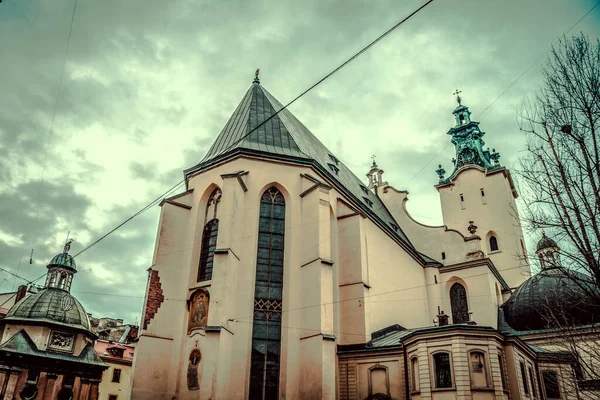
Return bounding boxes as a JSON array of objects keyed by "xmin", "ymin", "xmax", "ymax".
[{"xmin": 129, "ymin": 77, "xmax": 599, "ymax": 400}]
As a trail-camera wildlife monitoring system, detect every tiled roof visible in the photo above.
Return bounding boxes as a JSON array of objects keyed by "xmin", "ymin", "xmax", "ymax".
[{"xmin": 185, "ymin": 80, "xmax": 435, "ymax": 264}]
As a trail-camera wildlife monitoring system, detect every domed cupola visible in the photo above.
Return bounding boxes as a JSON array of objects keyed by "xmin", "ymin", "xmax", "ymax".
[
  {"xmin": 536, "ymin": 230, "xmax": 560, "ymax": 270},
  {"xmin": 503, "ymin": 232, "xmax": 600, "ymax": 331},
  {"xmin": 44, "ymin": 239, "xmax": 76, "ymax": 292},
  {"xmin": 4, "ymin": 240, "xmax": 91, "ymax": 332}
]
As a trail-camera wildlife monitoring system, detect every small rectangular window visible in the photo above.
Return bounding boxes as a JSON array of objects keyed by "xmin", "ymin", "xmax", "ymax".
[
  {"xmin": 434, "ymin": 275, "xmax": 438, "ymax": 284},
  {"xmin": 520, "ymin": 362, "xmax": 529, "ymax": 395},
  {"xmin": 441, "ymin": 251, "xmax": 446, "ymax": 260},
  {"xmin": 112, "ymin": 368, "xmax": 121, "ymax": 383},
  {"xmin": 480, "ymin": 188, "xmax": 487, "ymax": 205},
  {"xmin": 542, "ymin": 371, "xmax": 561, "ymax": 399},
  {"xmin": 460, "ymin": 194, "xmax": 465, "ymax": 210}
]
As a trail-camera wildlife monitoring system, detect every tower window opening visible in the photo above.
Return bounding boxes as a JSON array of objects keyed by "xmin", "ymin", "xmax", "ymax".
[
  {"xmin": 480, "ymin": 188, "xmax": 487, "ymax": 205},
  {"xmin": 460, "ymin": 194, "xmax": 465, "ymax": 210},
  {"xmin": 441, "ymin": 252, "xmax": 446, "ymax": 260},
  {"xmin": 58, "ymin": 272, "xmax": 67, "ymax": 290},
  {"xmin": 198, "ymin": 219, "xmax": 219, "ymax": 282},
  {"xmin": 489, "ymin": 236, "xmax": 499, "ymax": 252},
  {"xmin": 459, "ymin": 114, "xmax": 465, "ymax": 123}
]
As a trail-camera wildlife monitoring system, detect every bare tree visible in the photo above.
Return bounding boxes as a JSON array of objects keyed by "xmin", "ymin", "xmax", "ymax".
[{"xmin": 517, "ymin": 33, "xmax": 600, "ymax": 399}]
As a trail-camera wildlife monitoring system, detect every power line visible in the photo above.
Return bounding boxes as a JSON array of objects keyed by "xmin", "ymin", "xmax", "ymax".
[
  {"xmin": 37, "ymin": 0, "xmax": 79, "ymax": 195},
  {"xmin": 68, "ymin": 1, "xmax": 435, "ymax": 261},
  {"xmin": 72, "ymin": 180, "xmax": 185, "ymax": 258}
]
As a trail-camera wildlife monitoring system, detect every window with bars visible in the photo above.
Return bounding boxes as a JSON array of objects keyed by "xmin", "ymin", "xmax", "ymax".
[
  {"xmin": 249, "ymin": 187, "xmax": 285, "ymax": 400},
  {"xmin": 450, "ymin": 283, "xmax": 469, "ymax": 323},
  {"xmin": 197, "ymin": 219, "xmax": 219, "ymax": 282},
  {"xmin": 433, "ymin": 352, "xmax": 453, "ymax": 388}
]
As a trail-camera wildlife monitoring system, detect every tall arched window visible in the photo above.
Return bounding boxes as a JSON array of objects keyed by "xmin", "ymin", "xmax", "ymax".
[
  {"xmin": 489, "ymin": 236, "xmax": 499, "ymax": 252},
  {"xmin": 249, "ymin": 187, "xmax": 285, "ymax": 400},
  {"xmin": 450, "ymin": 283, "xmax": 469, "ymax": 323},
  {"xmin": 197, "ymin": 219, "xmax": 219, "ymax": 282}
]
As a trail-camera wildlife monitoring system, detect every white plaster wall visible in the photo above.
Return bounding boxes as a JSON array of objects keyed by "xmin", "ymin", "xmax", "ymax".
[
  {"xmin": 130, "ymin": 155, "xmax": 436, "ymax": 400},
  {"xmin": 437, "ymin": 168, "xmax": 530, "ymax": 289}
]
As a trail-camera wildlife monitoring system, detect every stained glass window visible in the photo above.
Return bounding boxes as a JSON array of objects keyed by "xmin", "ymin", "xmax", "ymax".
[
  {"xmin": 433, "ymin": 353, "xmax": 452, "ymax": 388},
  {"xmin": 249, "ymin": 187, "xmax": 285, "ymax": 400},
  {"xmin": 197, "ymin": 219, "xmax": 219, "ymax": 282},
  {"xmin": 450, "ymin": 283, "xmax": 469, "ymax": 323}
]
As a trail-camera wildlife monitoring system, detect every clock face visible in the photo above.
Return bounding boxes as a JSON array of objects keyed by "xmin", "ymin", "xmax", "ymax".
[{"xmin": 460, "ymin": 148, "xmax": 475, "ymax": 163}]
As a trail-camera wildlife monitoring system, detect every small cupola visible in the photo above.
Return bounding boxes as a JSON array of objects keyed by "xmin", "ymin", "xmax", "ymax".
[
  {"xmin": 535, "ymin": 231, "xmax": 560, "ymax": 270},
  {"xmin": 366, "ymin": 155, "xmax": 387, "ymax": 190},
  {"xmin": 44, "ymin": 240, "xmax": 77, "ymax": 292},
  {"xmin": 452, "ymin": 90, "xmax": 472, "ymax": 126}
]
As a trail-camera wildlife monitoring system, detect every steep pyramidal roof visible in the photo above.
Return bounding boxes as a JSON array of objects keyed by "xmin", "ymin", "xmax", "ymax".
[{"xmin": 185, "ymin": 79, "xmax": 434, "ymax": 264}]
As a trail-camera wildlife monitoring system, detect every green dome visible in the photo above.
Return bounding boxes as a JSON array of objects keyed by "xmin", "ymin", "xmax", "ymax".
[
  {"xmin": 48, "ymin": 253, "xmax": 76, "ymax": 270},
  {"xmin": 536, "ymin": 234, "xmax": 558, "ymax": 252},
  {"xmin": 4, "ymin": 288, "xmax": 91, "ymax": 332}
]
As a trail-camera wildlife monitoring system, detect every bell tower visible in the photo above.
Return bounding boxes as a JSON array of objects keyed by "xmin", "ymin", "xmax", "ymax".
[{"xmin": 434, "ymin": 91, "xmax": 530, "ymax": 289}]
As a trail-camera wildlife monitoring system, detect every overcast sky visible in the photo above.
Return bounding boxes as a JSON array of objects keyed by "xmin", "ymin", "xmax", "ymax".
[{"xmin": 1, "ymin": 0, "xmax": 599, "ymax": 323}]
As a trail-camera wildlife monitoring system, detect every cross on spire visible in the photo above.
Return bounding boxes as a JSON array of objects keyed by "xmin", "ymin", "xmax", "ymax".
[
  {"xmin": 371, "ymin": 154, "xmax": 377, "ymax": 167},
  {"xmin": 453, "ymin": 89, "xmax": 462, "ymax": 105},
  {"xmin": 253, "ymin": 68, "xmax": 260, "ymax": 84}
]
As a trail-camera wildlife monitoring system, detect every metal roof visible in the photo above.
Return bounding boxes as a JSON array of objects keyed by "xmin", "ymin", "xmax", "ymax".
[
  {"xmin": 4, "ymin": 288, "xmax": 91, "ymax": 332},
  {"xmin": 0, "ymin": 330, "xmax": 107, "ymax": 368},
  {"xmin": 185, "ymin": 80, "xmax": 433, "ymax": 262}
]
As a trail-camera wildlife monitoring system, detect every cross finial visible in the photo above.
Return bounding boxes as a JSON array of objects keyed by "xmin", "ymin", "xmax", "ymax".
[
  {"xmin": 453, "ymin": 89, "xmax": 462, "ymax": 105},
  {"xmin": 63, "ymin": 239, "xmax": 73, "ymax": 254},
  {"xmin": 253, "ymin": 68, "xmax": 260, "ymax": 84},
  {"xmin": 371, "ymin": 154, "xmax": 377, "ymax": 167}
]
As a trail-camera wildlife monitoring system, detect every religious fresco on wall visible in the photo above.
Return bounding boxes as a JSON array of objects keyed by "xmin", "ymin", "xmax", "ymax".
[
  {"xmin": 188, "ymin": 289, "xmax": 209, "ymax": 332},
  {"xmin": 187, "ymin": 349, "xmax": 201, "ymax": 390}
]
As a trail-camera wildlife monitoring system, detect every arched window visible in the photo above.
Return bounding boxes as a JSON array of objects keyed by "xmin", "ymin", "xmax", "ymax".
[
  {"xmin": 249, "ymin": 187, "xmax": 285, "ymax": 400},
  {"xmin": 197, "ymin": 219, "xmax": 219, "ymax": 282},
  {"xmin": 410, "ymin": 357, "xmax": 420, "ymax": 392},
  {"xmin": 450, "ymin": 283, "xmax": 469, "ymax": 324},
  {"xmin": 489, "ymin": 236, "xmax": 499, "ymax": 252},
  {"xmin": 58, "ymin": 272, "xmax": 67, "ymax": 290},
  {"xmin": 48, "ymin": 271, "xmax": 57, "ymax": 288},
  {"xmin": 433, "ymin": 352, "xmax": 453, "ymax": 388}
]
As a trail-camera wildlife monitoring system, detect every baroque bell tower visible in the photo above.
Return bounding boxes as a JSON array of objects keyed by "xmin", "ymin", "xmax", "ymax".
[{"xmin": 434, "ymin": 91, "xmax": 530, "ymax": 289}]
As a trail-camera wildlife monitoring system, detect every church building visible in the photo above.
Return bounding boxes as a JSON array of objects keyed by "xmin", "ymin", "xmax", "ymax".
[{"xmin": 130, "ymin": 76, "xmax": 600, "ymax": 400}]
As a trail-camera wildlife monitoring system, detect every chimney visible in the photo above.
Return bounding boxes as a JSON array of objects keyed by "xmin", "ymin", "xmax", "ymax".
[
  {"xmin": 15, "ymin": 285, "xmax": 27, "ymax": 303},
  {"xmin": 437, "ymin": 311, "xmax": 449, "ymax": 326}
]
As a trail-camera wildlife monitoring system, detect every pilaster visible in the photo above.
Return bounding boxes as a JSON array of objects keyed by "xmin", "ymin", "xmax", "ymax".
[
  {"xmin": 3, "ymin": 371, "xmax": 20, "ymax": 400},
  {"xmin": 298, "ymin": 185, "xmax": 336, "ymax": 400}
]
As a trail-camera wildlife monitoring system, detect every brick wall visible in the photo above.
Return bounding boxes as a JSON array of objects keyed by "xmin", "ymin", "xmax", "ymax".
[{"xmin": 143, "ymin": 269, "xmax": 164, "ymax": 330}]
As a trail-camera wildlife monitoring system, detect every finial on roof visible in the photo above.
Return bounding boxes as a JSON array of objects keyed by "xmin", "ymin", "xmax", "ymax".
[
  {"xmin": 63, "ymin": 239, "xmax": 73, "ymax": 254},
  {"xmin": 253, "ymin": 68, "xmax": 260, "ymax": 84},
  {"xmin": 371, "ymin": 154, "xmax": 377, "ymax": 167},
  {"xmin": 453, "ymin": 89, "xmax": 462, "ymax": 105}
]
